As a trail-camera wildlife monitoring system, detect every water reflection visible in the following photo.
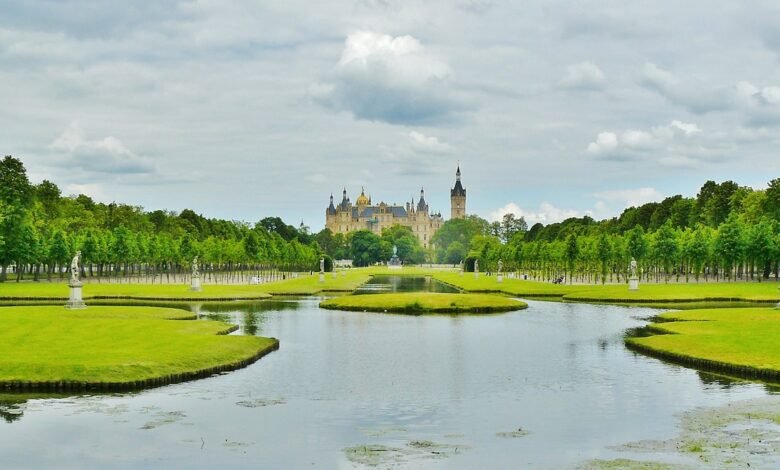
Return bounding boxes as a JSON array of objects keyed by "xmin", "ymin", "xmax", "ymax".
[{"xmin": 354, "ymin": 275, "xmax": 460, "ymax": 295}]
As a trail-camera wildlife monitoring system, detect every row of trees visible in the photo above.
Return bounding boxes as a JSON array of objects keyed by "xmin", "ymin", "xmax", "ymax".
[
  {"xmin": 422, "ymin": 179, "xmax": 780, "ymax": 284},
  {"xmin": 0, "ymin": 156, "xmax": 320, "ymax": 282}
]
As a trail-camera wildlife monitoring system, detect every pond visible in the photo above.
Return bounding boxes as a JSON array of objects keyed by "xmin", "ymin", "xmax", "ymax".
[
  {"xmin": 0, "ymin": 296, "xmax": 776, "ymax": 468},
  {"xmin": 353, "ymin": 275, "xmax": 460, "ymax": 294}
]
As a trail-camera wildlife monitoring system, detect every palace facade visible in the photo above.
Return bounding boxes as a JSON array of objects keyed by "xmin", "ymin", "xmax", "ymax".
[{"xmin": 325, "ymin": 166, "xmax": 467, "ymax": 248}]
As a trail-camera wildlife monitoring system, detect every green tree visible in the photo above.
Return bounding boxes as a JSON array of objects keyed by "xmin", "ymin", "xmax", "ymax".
[
  {"xmin": 714, "ymin": 215, "xmax": 745, "ymax": 280},
  {"xmin": 349, "ymin": 230, "xmax": 383, "ymax": 267},
  {"xmin": 564, "ymin": 234, "xmax": 579, "ymax": 284}
]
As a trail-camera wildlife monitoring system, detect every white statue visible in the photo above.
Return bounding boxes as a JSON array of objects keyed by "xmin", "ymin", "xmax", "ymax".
[
  {"xmin": 320, "ymin": 257, "xmax": 325, "ymax": 273},
  {"xmin": 70, "ymin": 251, "xmax": 81, "ymax": 285},
  {"xmin": 629, "ymin": 258, "xmax": 638, "ymax": 278},
  {"xmin": 192, "ymin": 256, "xmax": 200, "ymax": 277},
  {"xmin": 474, "ymin": 259, "xmax": 479, "ymax": 273},
  {"xmin": 498, "ymin": 259, "xmax": 503, "ymax": 274}
]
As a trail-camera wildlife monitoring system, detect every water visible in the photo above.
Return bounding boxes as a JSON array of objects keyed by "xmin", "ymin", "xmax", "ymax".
[
  {"xmin": 353, "ymin": 275, "xmax": 460, "ymax": 294},
  {"xmin": 0, "ymin": 297, "xmax": 774, "ymax": 469}
]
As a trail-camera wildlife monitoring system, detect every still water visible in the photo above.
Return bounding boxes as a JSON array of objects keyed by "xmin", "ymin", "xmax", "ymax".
[
  {"xmin": 353, "ymin": 275, "xmax": 460, "ymax": 294},
  {"xmin": 0, "ymin": 296, "xmax": 774, "ymax": 469}
]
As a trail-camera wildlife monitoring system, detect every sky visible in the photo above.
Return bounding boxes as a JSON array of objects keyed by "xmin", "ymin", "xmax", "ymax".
[{"xmin": 2, "ymin": 0, "xmax": 780, "ymax": 231}]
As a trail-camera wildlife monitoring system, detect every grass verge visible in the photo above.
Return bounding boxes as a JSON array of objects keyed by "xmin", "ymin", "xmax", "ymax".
[
  {"xmin": 0, "ymin": 282, "xmax": 272, "ymax": 301},
  {"xmin": 627, "ymin": 307, "xmax": 780, "ymax": 381},
  {"xmin": 0, "ymin": 305, "xmax": 278, "ymax": 391},
  {"xmin": 564, "ymin": 282, "xmax": 780, "ymax": 304},
  {"xmin": 319, "ymin": 292, "xmax": 527, "ymax": 314}
]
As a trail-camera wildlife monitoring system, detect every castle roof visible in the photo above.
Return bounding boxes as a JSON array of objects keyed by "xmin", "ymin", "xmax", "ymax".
[{"xmin": 451, "ymin": 165, "xmax": 466, "ymax": 197}]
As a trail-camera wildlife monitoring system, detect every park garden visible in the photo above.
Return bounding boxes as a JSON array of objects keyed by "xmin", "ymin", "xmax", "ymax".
[{"xmin": 1, "ymin": 156, "xmax": 780, "ymax": 466}]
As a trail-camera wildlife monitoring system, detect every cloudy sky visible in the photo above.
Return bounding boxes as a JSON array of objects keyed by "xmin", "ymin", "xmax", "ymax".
[{"xmin": 3, "ymin": 1, "xmax": 780, "ymax": 230}]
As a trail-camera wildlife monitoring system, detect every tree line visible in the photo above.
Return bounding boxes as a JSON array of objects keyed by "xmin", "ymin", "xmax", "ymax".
[
  {"xmin": 419, "ymin": 179, "xmax": 780, "ymax": 283},
  {"xmin": 0, "ymin": 156, "xmax": 320, "ymax": 282}
]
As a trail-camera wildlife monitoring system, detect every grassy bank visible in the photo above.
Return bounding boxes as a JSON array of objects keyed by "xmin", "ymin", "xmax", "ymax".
[
  {"xmin": 564, "ymin": 282, "xmax": 780, "ymax": 304},
  {"xmin": 627, "ymin": 307, "xmax": 780, "ymax": 381},
  {"xmin": 0, "ymin": 282, "xmax": 273, "ymax": 301},
  {"xmin": 431, "ymin": 272, "xmax": 586, "ymax": 297},
  {"xmin": 320, "ymin": 292, "xmax": 527, "ymax": 314},
  {"xmin": 0, "ymin": 306, "xmax": 278, "ymax": 391}
]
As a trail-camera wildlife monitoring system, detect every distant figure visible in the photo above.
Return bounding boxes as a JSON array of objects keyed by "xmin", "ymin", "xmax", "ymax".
[
  {"xmin": 498, "ymin": 259, "xmax": 503, "ymax": 274},
  {"xmin": 70, "ymin": 251, "xmax": 81, "ymax": 285},
  {"xmin": 192, "ymin": 256, "xmax": 200, "ymax": 277},
  {"xmin": 629, "ymin": 258, "xmax": 638, "ymax": 278},
  {"xmin": 320, "ymin": 257, "xmax": 325, "ymax": 273}
]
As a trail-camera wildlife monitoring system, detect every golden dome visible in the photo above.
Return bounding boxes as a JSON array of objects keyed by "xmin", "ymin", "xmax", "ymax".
[{"xmin": 356, "ymin": 187, "xmax": 369, "ymax": 205}]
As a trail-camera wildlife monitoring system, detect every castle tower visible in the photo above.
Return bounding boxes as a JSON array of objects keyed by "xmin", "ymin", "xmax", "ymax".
[{"xmin": 450, "ymin": 165, "xmax": 466, "ymax": 219}]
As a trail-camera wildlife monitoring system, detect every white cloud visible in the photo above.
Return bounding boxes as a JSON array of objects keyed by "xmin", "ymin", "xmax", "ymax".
[
  {"xmin": 558, "ymin": 61, "xmax": 605, "ymax": 90},
  {"xmin": 489, "ymin": 202, "xmax": 588, "ymax": 225},
  {"xmin": 735, "ymin": 80, "xmax": 780, "ymax": 127},
  {"xmin": 408, "ymin": 131, "xmax": 454, "ymax": 154},
  {"xmin": 586, "ymin": 132, "xmax": 618, "ymax": 154},
  {"xmin": 310, "ymin": 30, "xmax": 465, "ymax": 125},
  {"xmin": 586, "ymin": 120, "xmax": 707, "ymax": 165},
  {"xmin": 640, "ymin": 63, "xmax": 732, "ymax": 114},
  {"xmin": 49, "ymin": 123, "xmax": 154, "ymax": 174},
  {"xmin": 593, "ymin": 187, "xmax": 663, "ymax": 209}
]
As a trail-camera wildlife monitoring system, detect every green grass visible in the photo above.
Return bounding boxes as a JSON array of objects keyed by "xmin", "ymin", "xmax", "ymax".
[
  {"xmin": 0, "ymin": 305, "xmax": 277, "ymax": 387},
  {"xmin": 564, "ymin": 282, "xmax": 780, "ymax": 304},
  {"xmin": 627, "ymin": 307, "xmax": 780, "ymax": 380},
  {"xmin": 319, "ymin": 292, "xmax": 527, "ymax": 314},
  {"xmin": 431, "ymin": 272, "xmax": 587, "ymax": 297},
  {"xmin": 0, "ymin": 282, "xmax": 272, "ymax": 301}
]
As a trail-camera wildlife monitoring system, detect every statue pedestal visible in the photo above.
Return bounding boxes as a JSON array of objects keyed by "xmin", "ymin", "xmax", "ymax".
[
  {"xmin": 332, "ymin": 271, "xmax": 337, "ymax": 278},
  {"xmin": 319, "ymin": 273, "xmax": 324, "ymax": 283},
  {"xmin": 191, "ymin": 275, "xmax": 202, "ymax": 292},
  {"xmin": 460, "ymin": 271, "xmax": 464, "ymax": 276},
  {"xmin": 628, "ymin": 276, "xmax": 639, "ymax": 291},
  {"xmin": 65, "ymin": 283, "xmax": 86, "ymax": 310},
  {"xmin": 497, "ymin": 274, "xmax": 503, "ymax": 283},
  {"xmin": 474, "ymin": 272, "xmax": 479, "ymax": 279}
]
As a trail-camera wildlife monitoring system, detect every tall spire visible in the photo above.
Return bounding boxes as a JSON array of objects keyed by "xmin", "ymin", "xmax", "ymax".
[{"xmin": 456, "ymin": 164, "xmax": 461, "ymax": 181}]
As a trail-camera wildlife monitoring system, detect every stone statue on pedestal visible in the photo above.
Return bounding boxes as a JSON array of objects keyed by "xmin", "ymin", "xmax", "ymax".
[
  {"xmin": 320, "ymin": 257, "xmax": 325, "ymax": 273},
  {"xmin": 190, "ymin": 256, "xmax": 202, "ymax": 292},
  {"xmin": 70, "ymin": 251, "xmax": 81, "ymax": 286},
  {"xmin": 65, "ymin": 251, "xmax": 86, "ymax": 309},
  {"xmin": 628, "ymin": 257, "xmax": 639, "ymax": 291},
  {"xmin": 474, "ymin": 259, "xmax": 479, "ymax": 278},
  {"xmin": 192, "ymin": 256, "xmax": 200, "ymax": 278}
]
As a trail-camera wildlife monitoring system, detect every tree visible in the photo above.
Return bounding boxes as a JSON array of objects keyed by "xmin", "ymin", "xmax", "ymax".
[
  {"xmin": 596, "ymin": 233, "xmax": 611, "ymax": 284},
  {"xmin": 626, "ymin": 226, "xmax": 648, "ymax": 264},
  {"xmin": 349, "ymin": 230, "xmax": 383, "ymax": 267},
  {"xmin": 745, "ymin": 218, "xmax": 775, "ymax": 280},
  {"xmin": 652, "ymin": 222, "xmax": 679, "ymax": 282},
  {"xmin": 564, "ymin": 234, "xmax": 579, "ymax": 284},
  {"xmin": 763, "ymin": 178, "xmax": 780, "ymax": 222},
  {"xmin": 499, "ymin": 213, "xmax": 528, "ymax": 243},
  {"xmin": 714, "ymin": 215, "xmax": 745, "ymax": 280}
]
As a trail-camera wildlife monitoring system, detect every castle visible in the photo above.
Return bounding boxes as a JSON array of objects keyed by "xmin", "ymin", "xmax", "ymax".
[{"xmin": 325, "ymin": 166, "xmax": 467, "ymax": 248}]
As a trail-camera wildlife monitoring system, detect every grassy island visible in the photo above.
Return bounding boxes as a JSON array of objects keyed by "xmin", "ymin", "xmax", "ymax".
[
  {"xmin": 319, "ymin": 292, "xmax": 527, "ymax": 314},
  {"xmin": 0, "ymin": 306, "xmax": 278, "ymax": 391},
  {"xmin": 627, "ymin": 307, "xmax": 780, "ymax": 381}
]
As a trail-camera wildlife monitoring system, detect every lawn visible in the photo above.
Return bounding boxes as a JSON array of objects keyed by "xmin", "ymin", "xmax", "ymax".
[
  {"xmin": 627, "ymin": 307, "xmax": 780, "ymax": 381},
  {"xmin": 0, "ymin": 305, "xmax": 278, "ymax": 389},
  {"xmin": 319, "ymin": 292, "xmax": 527, "ymax": 314},
  {"xmin": 431, "ymin": 272, "xmax": 587, "ymax": 297},
  {"xmin": 0, "ymin": 282, "xmax": 272, "ymax": 301},
  {"xmin": 564, "ymin": 282, "xmax": 780, "ymax": 304}
]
